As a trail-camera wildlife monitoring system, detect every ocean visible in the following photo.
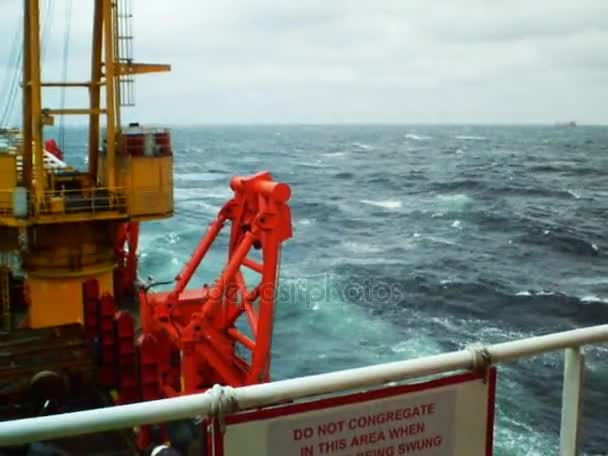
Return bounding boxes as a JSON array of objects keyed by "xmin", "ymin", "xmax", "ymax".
[{"xmin": 65, "ymin": 125, "xmax": 608, "ymax": 455}]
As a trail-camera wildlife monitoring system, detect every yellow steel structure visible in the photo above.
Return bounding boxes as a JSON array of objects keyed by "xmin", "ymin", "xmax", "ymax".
[
  {"xmin": 0, "ymin": 0, "xmax": 173, "ymax": 328},
  {"xmin": 114, "ymin": 155, "xmax": 174, "ymax": 219}
]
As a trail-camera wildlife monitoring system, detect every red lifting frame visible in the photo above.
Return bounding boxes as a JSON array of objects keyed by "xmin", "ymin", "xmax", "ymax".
[{"xmin": 140, "ymin": 172, "xmax": 292, "ymax": 394}]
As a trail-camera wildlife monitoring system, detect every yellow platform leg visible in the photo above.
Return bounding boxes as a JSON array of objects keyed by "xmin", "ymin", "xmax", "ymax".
[{"xmin": 22, "ymin": 222, "xmax": 118, "ymax": 328}]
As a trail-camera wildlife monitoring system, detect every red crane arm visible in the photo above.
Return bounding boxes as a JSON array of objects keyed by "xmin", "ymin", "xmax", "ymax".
[{"xmin": 139, "ymin": 172, "xmax": 292, "ymax": 394}]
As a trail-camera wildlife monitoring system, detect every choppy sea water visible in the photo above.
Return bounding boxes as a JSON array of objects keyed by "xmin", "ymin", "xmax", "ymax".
[{"xmin": 64, "ymin": 125, "xmax": 608, "ymax": 455}]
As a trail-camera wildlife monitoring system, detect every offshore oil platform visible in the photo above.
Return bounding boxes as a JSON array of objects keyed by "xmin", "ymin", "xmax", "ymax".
[{"xmin": 0, "ymin": 1, "xmax": 292, "ymax": 454}]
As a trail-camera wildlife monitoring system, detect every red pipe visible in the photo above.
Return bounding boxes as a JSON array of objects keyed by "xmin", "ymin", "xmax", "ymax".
[
  {"xmin": 200, "ymin": 231, "xmax": 255, "ymax": 320},
  {"xmin": 227, "ymin": 328, "xmax": 256, "ymax": 351},
  {"xmin": 174, "ymin": 216, "xmax": 225, "ymax": 295},
  {"xmin": 242, "ymin": 257, "xmax": 263, "ymax": 274}
]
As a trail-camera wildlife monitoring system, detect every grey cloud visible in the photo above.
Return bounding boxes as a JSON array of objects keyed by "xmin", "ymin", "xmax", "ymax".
[{"xmin": 1, "ymin": 0, "xmax": 607, "ymax": 124}]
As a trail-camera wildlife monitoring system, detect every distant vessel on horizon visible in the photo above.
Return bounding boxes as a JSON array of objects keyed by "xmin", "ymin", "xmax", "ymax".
[{"xmin": 555, "ymin": 121, "xmax": 577, "ymax": 128}]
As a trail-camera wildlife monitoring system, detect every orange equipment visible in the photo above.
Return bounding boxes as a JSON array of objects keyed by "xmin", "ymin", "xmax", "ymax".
[{"xmin": 139, "ymin": 172, "xmax": 292, "ymax": 396}]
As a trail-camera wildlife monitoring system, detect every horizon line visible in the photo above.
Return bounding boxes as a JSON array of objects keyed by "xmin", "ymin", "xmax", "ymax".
[{"xmin": 34, "ymin": 121, "xmax": 608, "ymax": 128}]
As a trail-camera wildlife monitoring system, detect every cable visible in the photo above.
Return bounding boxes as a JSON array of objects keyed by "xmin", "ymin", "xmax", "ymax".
[
  {"xmin": 42, "ymin": 0, "xmax": 57, "ymax": 61},
  {"xmin": 0, "ymin": 0, "xmax": 56, "ymax": 128},
  {"xmin": 58, "ymin": 0, "xmax": 72, "ymax": 150},
  {"xmin": 0, "ymin": 0, "xmax": 22, "ymax": 127}
]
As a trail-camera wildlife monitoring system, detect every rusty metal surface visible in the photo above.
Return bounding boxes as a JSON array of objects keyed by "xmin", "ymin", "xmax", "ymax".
[
  {"xmin": 0, "ymin": 324, "xmax": 137, "ymax": 454},
  {"xmin": 0, "ymin": 324, "xmax": 95, "ymax": 383}
]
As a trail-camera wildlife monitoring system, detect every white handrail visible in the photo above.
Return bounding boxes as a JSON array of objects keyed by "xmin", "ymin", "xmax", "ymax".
[{"xmin": 0, "ymin": 324, "xmax": 606, "ymax": 448}]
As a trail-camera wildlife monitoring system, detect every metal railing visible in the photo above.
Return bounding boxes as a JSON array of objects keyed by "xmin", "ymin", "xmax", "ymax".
[
  {"xmin": 0, "ymin": 324, "xmax": 606, "ymax": 454},
  {"xmin": 0, "ymin": 187, "xmax": 129, "ymax": 217},
  {"xmin": 34, "ymin": 187, "xmax": 128, "ymax": 216},
  {"xmin": 0, "ymin": 186, "xmax": 172, "ymax": 218}
]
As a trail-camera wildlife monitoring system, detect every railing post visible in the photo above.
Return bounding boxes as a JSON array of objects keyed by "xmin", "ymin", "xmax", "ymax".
[{"xmin": 560, "ymin": 347, "xmax": 585, "ymax": 456}]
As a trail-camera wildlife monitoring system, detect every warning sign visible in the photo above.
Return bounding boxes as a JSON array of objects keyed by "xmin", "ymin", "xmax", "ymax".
[
  {"xmin": 275, "ymin": 389, "xmax": 454, "ymax": 455},
  {"xmin": 215, "ymin": 370, "xmax": 496, "ymax": 456}
]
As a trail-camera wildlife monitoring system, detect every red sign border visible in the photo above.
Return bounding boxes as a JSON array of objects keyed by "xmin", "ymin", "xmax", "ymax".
[{"xmin": 214, "ymin": 368, "xmax": 497, "ymax": 456}]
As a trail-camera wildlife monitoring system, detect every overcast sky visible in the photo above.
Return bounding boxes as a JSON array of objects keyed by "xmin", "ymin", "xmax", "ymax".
[{"xmin": 1, "ymin": 0, "xmax": 607, "ymax": 124}]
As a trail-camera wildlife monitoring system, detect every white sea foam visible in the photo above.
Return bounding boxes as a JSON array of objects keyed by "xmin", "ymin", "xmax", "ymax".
[
  {"xmin": 360, "ymin": 199, "xmax": 402, "ymax": 210},
  {"xmin": 435, "ymin": 193, "xmax": 473, "ymax": 211},
  {"xmin": 515, "ymin": 290, "xmax": 556, "ymax": 297},
  {"xmin": 451, "ymin": 220, "xmax": 463, "ymax": 230},
  {"xmin": 204, "ymin": 191, "xmax": 233, "ymax": 199},
  {"xmin": 174, "ymin": 188, "xmax": 199, "ymax": 200},
  {"xmin": 176, "ymin": 172, "xmax": 226, "ymax": 182},
  {"xmin": 404, "ymin": 133, "xmax": 431, "ymax": 141},
  {"xmin": 581, "ymin": 295, "xmax": 608, "ymax": 304},
  {"xmin": 494, "ymin": 418, "xmax": 557, "ymax": 456},
  {"xmin": 294, "ymin": 161, "xmax": 328, "ymax": 168},
  {"xmin": 340, "ymin": 241, "xmax": 383, "ymax": 254},
  {"xmin": 166, "ymin": 232, "xmax": 180, "ymax": 245},
  {"xmin": 175, "ymin": 187, "xmax": 231, "ymax": 201},
  {"xmin": 352, "ymin": 142, "xmax": 374, "ymax": 151},
  {"xmin": 454, "ymin": 135, "xmax": 487, "ymax": 141},
  {"xmin": 296, "ymin": 218, "xmax": 314, "ymax": 226},
  {"xmin": 178, "ymin": 200, "xmax": 220, "ymax": 215},
  {"xmin": 425, "ymin": 236, "xmax": 459, "ymax": 246},
  {"xmin": 322, "ymin": 152, "xmax": 346, "ymax": 158},
  {"xmin": 567, "ymin": 189, "xmax": 581, "ymax": 199}
]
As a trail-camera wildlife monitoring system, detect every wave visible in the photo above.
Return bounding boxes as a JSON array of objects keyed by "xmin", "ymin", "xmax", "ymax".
[
  {"xmin": 334, "ymin": 171, "xmax": 355, "ymax": 179},
  {"xmin": 454, "ymin": 135, "xmax": 487, "ymax": 141},
  {"xmin": 295, "ymin": 218, "xmax": 315, "ymax": 226},
  {"xmin": 360, "ymin": 199, "xmax": 402, "ymax": 210},
  {"xmin": 175, "ymin": 172, "xmax": 227, "ymax": 182},
  {"xmin": 493, "ymin": 185, "xmax": 580, "ymax": 199},
  {"xmin": 566, "ymin": 189, "xmax": 582, "ymax": 199},
  {"xmin": 581, "ymin": 295, "xmax": 608, "ymax": 304},
  {"xmin": 518, "ymin": 228, "xmax": 600, "ymax": 257},
  {"xmin": 294, "ymin": 161, "xmax": 328, "ymax": 168},
  {"xmin": 175, "ymin": 187, "xmax": 232, "ymax": 201},
  {"xmin": 323, "ymin": 152, "xmax": 347, "ymax": 158},
  {"xmin": 340, "ymin": 241, "xmax": 384, "ymax": 254},
  {"xmin": 451, "ymin": 220, "xmax": 463, "ymax": 230},
  {"xmin": 430, "ymin": 179, "xmax": 485, "ymax": 192},
  {"xmin": 528, "ymin": 164, "xmax": 562, "ymax": 173},
  {"xmin": 515, "ymin": 290, "xmax": 557, "ymax": 297},
  {"xmin": 176, "ymin": 200, "xmax": 220, "ymax": 215},
  {"xmin": 352, "ymin": 142, "xmax": 374, "ymax": 151},
  {"xmin": 435, "ymin": 193, "xmax": 474, "ymax": 212},
  {"xmin": 404, "ymin": 133, "xmax": 431, "ymax": 141},
  {"xmin": 422, "ymin": 235, "xmax": 459, "ymax": 246}
]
